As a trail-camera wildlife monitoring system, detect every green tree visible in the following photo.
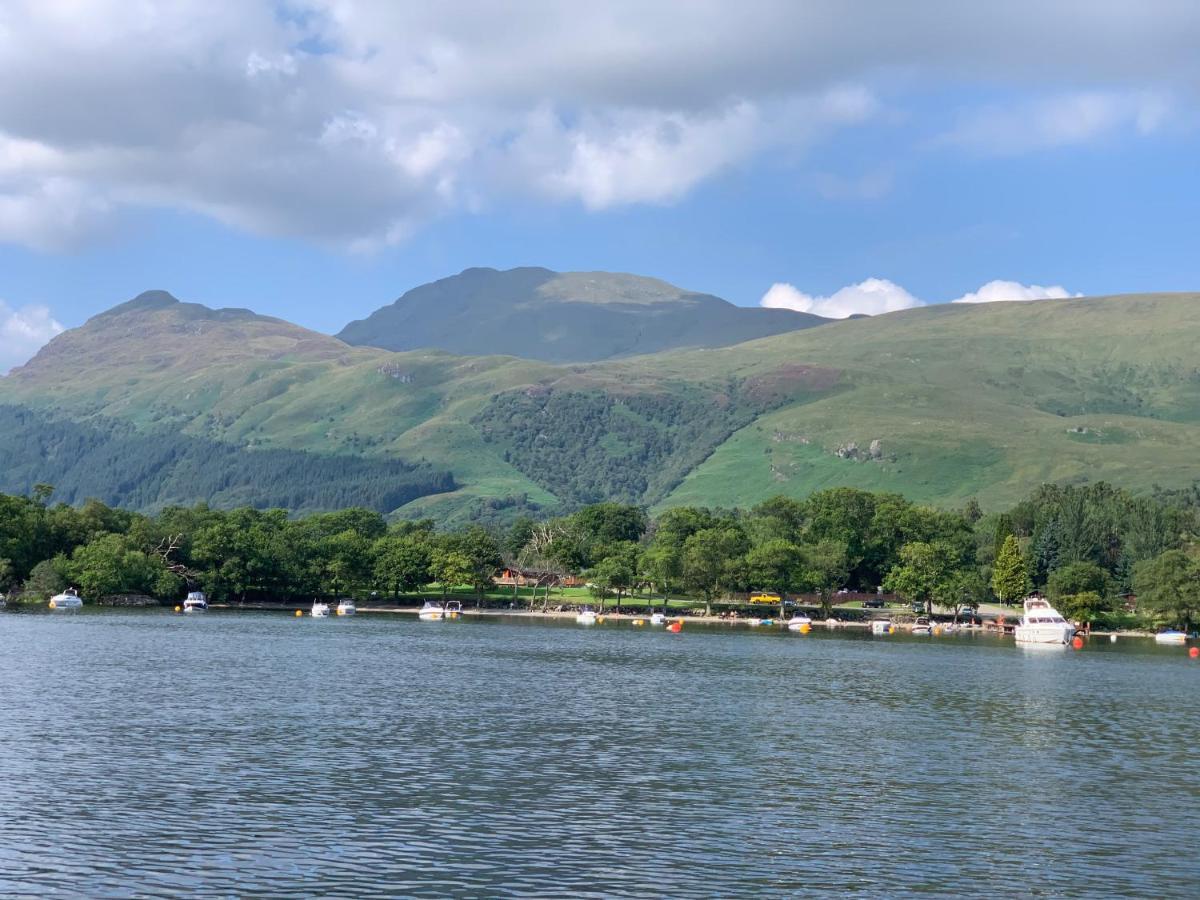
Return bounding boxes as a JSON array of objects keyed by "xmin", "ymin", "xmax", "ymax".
[
  {"xmin": 429, "ymin": 547, "xmax": 473, "ymax": 602},
  {"xmin": 453, "ymin": 526, "xmax": 504, "ymax": 607},
  {"xmin": 681, "ymin": 526, "xmax": 746, "ymax": 617},
  {"xmin": 884, "ymin": 541, "xmax": 954, "ymax": 615},
  {"xmin": 1132, "ymin": 550, "xmax": 1200, "ymax": 630},
  {"xmin": 1046, "ymin": 561, "xmax": 1111, "ymax": 604},
  {"xmin": 745, "ymin": 538, "xmax": 804, "ymax": 618},
  {"xmin": 802, "ymin": 540, "xmax": 851, "ymax": 619},
  {"xmin": 66, "ymin": 534, "xmax": 159, "ymax": 600},
  {"xmin": 372, "ymin": 533, "xmax": 432, "ymax": 597},
  {"xmin": 1056, "ymin": 591, "xmax": 1114, "ymax": 629},
  {"xmin": 24, "ymin": 559, "xmax": 67, "ymax": 601},
  {"xmin": 991, "ymin": 534, "xmax": 1030, "ymax": 606},
  {"xmin": 589, "ymin": 554, "xmax": 635, "ymax": 613}
]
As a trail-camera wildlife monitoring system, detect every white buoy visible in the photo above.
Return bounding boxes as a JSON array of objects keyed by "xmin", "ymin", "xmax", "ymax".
[{"xmin": 1110, "ymin": 634, "xmax": 1117, "ymax": 643}]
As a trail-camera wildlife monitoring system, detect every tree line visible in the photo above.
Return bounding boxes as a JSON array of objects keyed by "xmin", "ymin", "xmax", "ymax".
[{"xmin": 1, "ymin": 481, "xmax": 1198, "ymax": 629}]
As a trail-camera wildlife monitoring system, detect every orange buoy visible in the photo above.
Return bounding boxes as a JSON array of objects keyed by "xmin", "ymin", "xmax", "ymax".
[
  {"xmin": 1189, "ymin": 647, "xmax": 1198, "ymax": 659},
  {"xmin": 295, "ymin": 609, "xmax": 303, "ymax": 617},
  {"xmin": 1071, "ymin": 636, "xmax": 1084, "ymax": 650},
  {"xmin": 667, "ymin": 621, "xmax": 682, "ymax": 633}
]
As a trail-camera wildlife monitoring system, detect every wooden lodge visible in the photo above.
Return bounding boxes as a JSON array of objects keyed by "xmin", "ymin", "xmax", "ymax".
[{"xmin": 494, "ymin": 567, "xmax": 584, "ymax": 589}]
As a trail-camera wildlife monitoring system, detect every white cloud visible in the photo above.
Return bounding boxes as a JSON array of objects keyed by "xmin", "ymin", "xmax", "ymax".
[
  {"xmin": 0, "ymin": 1, "xmax": 1195, "ymax": 249},
  {"xmin": 0, "ymin": 299, "xmax": 62, "ymax": 373},
  {"xmin": 941, "ymin": 91, "xmax": 1172, "ymax": 155},
  {"xmin": 762, "ymin": 278, "xmax": 1080, "ymax": 318},
  {"xmin": 951, "ymin": 280, "xmax": 1080, "ymax": 304},
  {"xmin": 762, "ymin": 278, "xmax": 923, "ymax": 318}
]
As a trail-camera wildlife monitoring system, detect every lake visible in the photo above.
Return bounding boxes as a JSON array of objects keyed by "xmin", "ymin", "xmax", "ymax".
[{"xmin": 1, "ymin": 610, "xmax": 1197, "ymax": 897}]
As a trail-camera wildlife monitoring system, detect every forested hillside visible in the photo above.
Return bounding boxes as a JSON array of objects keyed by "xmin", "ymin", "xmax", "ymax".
[{"xmin": 3, "ymin": 289, "xmax": 1200, "ymax": 521}]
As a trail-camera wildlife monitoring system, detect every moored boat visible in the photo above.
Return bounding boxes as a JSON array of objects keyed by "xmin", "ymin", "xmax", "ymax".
[
  {"xmin": 48, "ymin": 588, "xmax": 83, "ymax": 611},
  {"xmin": 911, "ymin": 616, "xmax": 932, "ymax": 636},
  {"xmin": 444, "ymin": 600, "xmax": 463, "ymax": 619},
  {"xmin": 1013, "ymin": 597, "xmax": 1075, "ymax": 645},
  {"xmin": 418, "ymin": 600, "xmax": 444, "ymax": 621},
  {"xmin": 649, "ymin": 612, "xmax": 666, "ymax": 626},
  {"xmin": 575, "ymin": 608, "xmax": 598, "ymax": 625},
  {"xmin": 1154, "ymin": 630, "xmax": 1187, "ymax": 645},
  {"xmin": 336, "ymin": 598, "xmax": 356, "ymax": 616},
  {"xmin": 183, "ymin": 591, "xmax": 208, "ymax": 613},
  {"xmin": 786, "ymin": 614, "xmax": 813, "ymax": 632},
  {"xmin": 870, "ymin": 619, "xmax": 893, "ymax": 635},
  {"xmin": 311, "ymin": 601, "xmax": 330, "ymax": 618}
]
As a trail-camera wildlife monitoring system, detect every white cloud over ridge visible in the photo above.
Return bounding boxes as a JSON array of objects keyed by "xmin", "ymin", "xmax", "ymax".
[
  {"xmin": 0, "ymin": 1, "xmax": 1195, "ymax": 250},
  {"xmin": 761, "ymin": 278, "xmax": 1077, "ymax": 318},
  {"xmin": 0, "ymin": 300, "xmax": 62, "ymax": 373}
]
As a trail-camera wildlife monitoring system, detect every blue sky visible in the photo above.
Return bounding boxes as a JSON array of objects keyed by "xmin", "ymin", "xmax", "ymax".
[{"xmin": 1, "ymin": 2, "xmax": 1198, "ymax": 368}]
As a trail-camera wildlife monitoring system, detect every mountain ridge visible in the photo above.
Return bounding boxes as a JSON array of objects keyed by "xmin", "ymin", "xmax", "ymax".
[
  {"xmin": 337, "ymin": 266, "xmax": 828, "ymax": 362},
  {"xmin": 3, "ymin": 286, "xmax": 1200, "ymax": 523}
]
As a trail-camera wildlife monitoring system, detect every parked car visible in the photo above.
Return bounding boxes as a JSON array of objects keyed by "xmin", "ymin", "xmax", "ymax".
[{"xmin": 862, "ymin": 597, "xmax": 886, "ymax": 609}]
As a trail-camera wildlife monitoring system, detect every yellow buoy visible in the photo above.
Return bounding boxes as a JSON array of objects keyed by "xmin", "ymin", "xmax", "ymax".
[
  {"xmin": 799, "ymin": 623, "xmax": 811, "ymax": 634},
  {"xmin": 174, "ymin": 605, "xmax": 182, "ymax": 613},
  {"xmin": 633, "ymin": 618, "xmax": 645, "ymax": 626},
  {"xmin": 295, "ymin": 609, "xmax": 303, "ymax": 617}
]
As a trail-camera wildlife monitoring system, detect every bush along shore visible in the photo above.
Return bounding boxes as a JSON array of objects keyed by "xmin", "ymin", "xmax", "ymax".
[{"xmin": 2, "ymin": 482, "xmax": 1198, "ymax": 633}]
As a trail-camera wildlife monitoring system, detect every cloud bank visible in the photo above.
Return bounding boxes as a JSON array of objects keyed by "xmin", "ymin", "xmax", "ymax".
[
  {"xmin": 0, "ymin": 1, "xmax": 1195, "ymax": 251},
  {"xmin": 761, "ymin": 278, "xmax": 1078, "ymax": 318},
  {"xmin": 0, "ymin": 300, "xmax": 62, "ymax": 373}
]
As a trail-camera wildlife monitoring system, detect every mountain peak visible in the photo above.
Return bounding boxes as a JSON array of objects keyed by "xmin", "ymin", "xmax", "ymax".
[{"xmin": 338, "ymin": 267, "xmax": 828, "ymax": 362}]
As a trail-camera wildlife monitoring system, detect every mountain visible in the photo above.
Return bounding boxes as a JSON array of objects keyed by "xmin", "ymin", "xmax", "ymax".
[
  {"xmin": 336, "ymin": 266, "xmax": 828, "ymax": 362},
  {"xmin": 4, "ymin": 288, "xmax": 1200, "ymax": 522}
]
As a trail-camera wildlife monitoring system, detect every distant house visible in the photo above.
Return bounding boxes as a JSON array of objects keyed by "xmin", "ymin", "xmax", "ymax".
[{"xmin": 494, "ymin": 568, "xmax": 584, "ymax": 589}]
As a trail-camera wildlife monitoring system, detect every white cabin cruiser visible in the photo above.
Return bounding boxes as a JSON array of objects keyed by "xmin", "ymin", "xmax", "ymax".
[
  {"xmin": 418, "ymin": 600, "xmax": 444, "ymax": 621},
  {"xmin": 649, "ymin": 612, "xmax": 666, "ymax": 626},
  {"xmin": 786, "ymin": 614, "xmax": 813, "ymax": 632},
  {"xmin": 1154, "ymin": 630, "xmax": 1187, "ymax": 645},
  {"xmin": 911, "ymin": 616, "xmax": 932, "ymax": 636},
  {"xmin": 444, "ymin": 600, "xmax": 463, "ymax": 619},
  {"xmin": 1013, "ymin": 598, "xmax": 1075, "ymax": 645},
  {"xmin": 336, "ymin": 599, "xmax": 357, "ymax": 617},
  {"xmin": 311, "ymin": 601, "xmax": 330, "ymax": 618},
  {"xmin": 575, "ymin": 608, "xmax": 598, "ymax": 625},
  {"xmin": 48, "ymin": 588, "xmax": 83, "ymax": 610},
  {"xmin": 183, "ymin": 591, "xmax": 208, "ymax": 613}
]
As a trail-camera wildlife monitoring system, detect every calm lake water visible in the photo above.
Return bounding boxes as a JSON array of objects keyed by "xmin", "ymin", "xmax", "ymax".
[{"xmin": 1, "ymin": 611, "xmax": 1197, "ymax": 897}]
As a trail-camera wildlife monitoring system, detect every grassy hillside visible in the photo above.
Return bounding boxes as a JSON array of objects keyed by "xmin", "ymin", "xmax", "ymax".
[
  {"xmin": 337, "ymin": 266, "xmax": 827, "ymax": 362},
  {"xmin": 4, "ymin": 289, "xmax": 1200, "ymax": 519}
]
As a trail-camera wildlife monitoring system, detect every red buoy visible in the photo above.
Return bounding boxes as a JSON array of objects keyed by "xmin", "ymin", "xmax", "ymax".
[
  {"xmin": 1071, "ymin": 636, "xmax": 1084, "ymax": 650},
  {"xmin": 1189, "ymin": 646, "xmax": 1198, "ymax": 659},
  {"xmin": 667, "ymin": 621, "xmax": 682, "ymax": 633}
]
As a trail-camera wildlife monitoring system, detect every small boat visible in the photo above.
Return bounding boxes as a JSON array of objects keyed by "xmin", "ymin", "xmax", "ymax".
[
  {"xmin": 418, "ymin": 600, "xmax": 444, "ymax": 621},
  {"xmin": 311, "ymin": 601, "xmax": 330, "ymax": 618},
  {"xmin": 48, "ymin": 588, "xmax": 83, "ymax": 611},
  {"xmin": 786, "ymin": 615, "xmax": 813, "ymax": 632},
  {"xmin": 336, "ymin": 599, "xmax": 356, "ymax": 617},
  {"xmin": 870, "ymin": 619, "xmax": 893, "ymax": 635},
  {"xmin": 444, "ymin": 600, "xmax": 463, "ymax": 620},
  {"xmin": 183, "ymin": 591, "xmax": 208, "ymax": 613},
  {"xmin": 911, "ymin": 616, "xmax": 932, "ymax": 636},
  {"xmin": 1013, "ymin": 597, "xmax": 1075, "ymax": 645},
  {"xmin": 575, "ymin": 608, "xmax": 598, "ymax": 625},
  {"xmin": 1154, "ymin": 631, "xmax": 1187, "ymax": 645},
  {"xmin": 649, "ymin": 613, "xmax": 666, "ymax": 626},
  {"xmin": 0, "ymin": 593, "xmax": 6, "ymax": 609}
]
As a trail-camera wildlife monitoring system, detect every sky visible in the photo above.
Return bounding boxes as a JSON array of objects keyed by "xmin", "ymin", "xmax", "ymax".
[{"xmin": 1, "ymin": 0, "xmax": 1199, "ymax": 370}]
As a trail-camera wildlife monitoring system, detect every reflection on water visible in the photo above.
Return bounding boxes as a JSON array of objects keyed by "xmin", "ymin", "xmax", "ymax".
[{"xmin": 1, "ymin": 612, "xmax": 1198, "ymax": 896}]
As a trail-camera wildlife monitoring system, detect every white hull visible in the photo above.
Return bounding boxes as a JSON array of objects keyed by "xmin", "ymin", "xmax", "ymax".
[
  {"xmin": 1154, "ymin": 631, "xmax": 1187, "ymax": 645},
  {"xmin": 48, "ymin": 593, "xmax": 83, "ymax": 610},
  {"xmin": 649, "ymin": 613, "xmax": 666, "ymax": 626},
  {"xmin": 911, "ymin": 627, "xmax": 931, "ymax": 636},
  {"xmin": 787, "ymin": 617, "xmax": 812, "ymax": 632},
  {"xmin": 311, "ymin": 603, "xmax": 330, "ymax": 618},
  {"xmin": 576, "ymin": 613, "xmax": 597, "ymax": 625},
  {"xmin": 418, "ymin": 611, "xmax": 444, "ymax": 620},
  {"xmin": 336, "ymin": 603, "xmax": 356, "ymax": 617},
  {"xmin": 870, "ymin": 621, "xmax": 893, "ymax": 635},
  {"xmin": 1014, "ymin": 624, "xmax": 1074, "ymax": 645},
  {"xmin": 183, "ymin": 605, "xmax": 207, "ymax": 613}
]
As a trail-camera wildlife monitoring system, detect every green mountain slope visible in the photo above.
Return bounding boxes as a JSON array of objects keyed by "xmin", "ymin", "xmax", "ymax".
[
  {"xmin": 337, "ymin": 266, "xmax": 827, "ymax": 362},
  {"xmin": 3, "ymin": 289, "xmax": 1200, "ymax": 520}
]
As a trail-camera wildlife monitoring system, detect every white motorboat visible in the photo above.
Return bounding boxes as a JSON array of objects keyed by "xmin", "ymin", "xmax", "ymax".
[
  {"xmin": 0, "ymin": 593, "xmax": 6, "ymax": 609},
  {"xmin": 183, "ymin": 591, "xmax": 208, "ymax": 613},
  {"xmin": 911, "ymin": 616, "xmax": 932, "ymax": 636},
  {"xmin": 311, "ymin": 601, "xmax": 330, "ymax": 618},
  {"xmin": 444, "ymin": 600, "xmax": 463, "ymax": 619},
  {"xmin": 336, "ymin": 599, "xmax": 357, "ymax": 617},
  {"xmin": 1013, "ymin": 597, "xmax": 1075, "ymax": 645},
  {"xmin": 418, "ymin": 600, "xmax": 444, "ymax": 621},
  {"xmin": 786, "ymin": 615, "xmax": 813, "ymax": 632},
  {"xmin": 870, "ymin": 619, "xmax": 893, "ymax": 635},
  {"xmin": 1154, "ymin": 630, "xmax": 1187, "ymax": 645},
  {"xmin": 576, "ymin": 608, "xmax": 598, "ymax": 625},
  {"xmin": 48, "ymin": 588, "xmax": 83, "ymax": 610},
  {"xmin": 649, "ymin": 613, "xmax": 666, "ymax": 626}
]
